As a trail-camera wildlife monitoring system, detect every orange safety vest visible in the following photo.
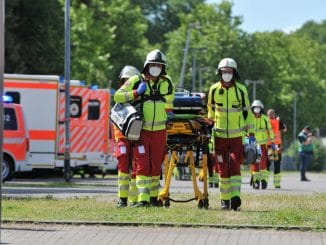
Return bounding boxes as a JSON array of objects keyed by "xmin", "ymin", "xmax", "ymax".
[
  {"xmin": 113, "ymin": 124, "xmax": 125, "ymax": 140},
  {"xmin": 268, "ymin": 118, "xmax": 282, "ymax": 145}
]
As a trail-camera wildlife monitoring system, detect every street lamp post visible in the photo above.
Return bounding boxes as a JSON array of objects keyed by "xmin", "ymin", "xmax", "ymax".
[
  {"xmin": 293, "ymin": 92, "xmax": 297, "ymax": 167},
  {"xmin": 179, "ymin": 22, "xmax": 201, "ymax": 88},
  {"xmin": 0, "ymin": 0, "xmax": 4, "ymax": 241},
  {"xmin": 244, "ymin": 80, "xmax": 264, "ymax": 100}
]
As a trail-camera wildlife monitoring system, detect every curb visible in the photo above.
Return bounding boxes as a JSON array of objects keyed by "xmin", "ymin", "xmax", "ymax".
[{"xmin": 2, "ymin": 219, "xmax": 325, "ymax": 231}]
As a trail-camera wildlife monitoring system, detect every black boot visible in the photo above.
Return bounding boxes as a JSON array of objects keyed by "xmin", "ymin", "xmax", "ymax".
[
  {"xmin": 220, "ymin": 200, "xmax": 230, "ymax": 210},
  {"xmin": 117, "ymin": 198, "xmax": 127, "ymax": 208},
  {"xmin": 231, "ymin": 196, "xmax": 241, "ymax": 211},
  {"xmin": 261, "ymin": 180, "xmax": 267, "ymax": 189},
  {"xmin": 253, "ymin": 180, "xmax": 260, "ymax": 189},
  {"xmin": 150, "ymin": 197, "xmax": 162, "ymax": 207}
]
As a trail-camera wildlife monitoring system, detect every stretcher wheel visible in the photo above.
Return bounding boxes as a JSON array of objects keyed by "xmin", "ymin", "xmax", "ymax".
[
  {"xmin": 203, "ymin": 198, "xmax": 209, "ymax": 209},
  {"xmin": 197, "ymin": 199, "xmax": 204, "ymax": 209},
  {"xmin": 164, "ymin": 199, "xmax": 170, "ymax": 208}
]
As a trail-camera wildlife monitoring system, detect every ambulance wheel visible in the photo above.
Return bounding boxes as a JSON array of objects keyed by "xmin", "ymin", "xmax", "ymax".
[{"xmin": 2, "ymin": 156, "xmax": 14, "ymax": 182}]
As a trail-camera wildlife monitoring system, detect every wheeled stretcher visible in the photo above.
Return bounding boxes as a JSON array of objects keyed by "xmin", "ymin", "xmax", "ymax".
[{"xmin": 158, "ymin": 114, "xmax": 212, "ymax": 209}]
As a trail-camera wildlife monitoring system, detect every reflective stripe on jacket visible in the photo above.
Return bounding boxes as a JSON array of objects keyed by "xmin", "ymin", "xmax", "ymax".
[
  {"xmin": 253, "ymin": 114, "xmax": 274, "ymax": 145},
  {"xmin": 207, "ymin": 81, "xmax": 254, "ymax": 138},
  {"xmin": 114, "ymin": 74, "xmax": 174, "ymax": 131}
]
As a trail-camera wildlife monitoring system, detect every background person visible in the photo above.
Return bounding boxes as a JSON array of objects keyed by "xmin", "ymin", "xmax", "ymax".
[
  {"xmin": 250, "ymin": 100, "xmax": 274, "ymax": 190},
  {"xmin": 266, "ymin": 109, "xmax": 287, "ymax": 188},
  {"xmin": 298, "ymin": 126, "xmax": 314, "ymax": 181}
]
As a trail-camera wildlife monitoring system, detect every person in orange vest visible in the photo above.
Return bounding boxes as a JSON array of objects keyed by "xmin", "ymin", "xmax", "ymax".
[
  {"xmin": 267, "ymin": 109, "xmax": 287, "ymax": 188},
  {"xmin": 114, "ymin": 49, "xmax": 175, "ymax": 207},
  {"xmin": 250, "ymin": 100, "xmax": 274, "ymax": 190},
  {"xmin": 115, "ymin": 65, "xmax": 141, "ymax": 207}
]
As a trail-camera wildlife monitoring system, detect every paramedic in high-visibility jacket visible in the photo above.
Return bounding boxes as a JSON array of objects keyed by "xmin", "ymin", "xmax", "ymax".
[
  {"xmin": 114, "ymin": 65, "xmax": 141, "ymax": 208},
  {"xmin": 250, "ymin": 100, "xmax": 274, "ymax": 190},
  {"xmin": 207, "ymin": 57, "xmax": 255, "ymax": 211},
  {"xmin": 114, "ymin": 49, "xmax": 175, "ymax": 207}
]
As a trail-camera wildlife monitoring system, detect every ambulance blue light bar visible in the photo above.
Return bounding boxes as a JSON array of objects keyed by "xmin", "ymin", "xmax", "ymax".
[{"xmin": 2, "ymin": 95, "xmax": 13, "ymax": 103}]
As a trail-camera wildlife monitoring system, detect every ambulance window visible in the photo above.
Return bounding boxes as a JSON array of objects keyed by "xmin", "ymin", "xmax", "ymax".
[
  {"xmin": 88, "ymin": 100, "xmax": 100, "ymax": 120},
  {"xmin": 70, "ymin": 96, "xmax": 82, "ymax": 118},
  {"xmin": 4, "ymin": 108, "xmax": 18, "ymax": 130},
  {"xmin": 5, "ymin": 91, "xmax": 20, "ymax": 104}
]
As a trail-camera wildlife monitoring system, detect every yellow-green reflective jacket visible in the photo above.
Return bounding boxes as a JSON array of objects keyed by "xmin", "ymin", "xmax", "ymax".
[
  {"xmin": 207, "ymin": 81, "xmax": 254, "ymax": 138},
  {"xmin": 114, "ymin": 74, "xmax": 175, "ymax": 131},
  {"xmin": 253, "ymin": 114, "xmax": 274, "ymax": 145}
]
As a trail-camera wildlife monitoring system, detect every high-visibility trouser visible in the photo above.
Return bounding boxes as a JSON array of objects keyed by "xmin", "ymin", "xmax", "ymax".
[
  {"xmin": 136, "ymin": 175, "xmax": 151, "ymax": 203},
  {"xmin": 150, "ymin": 175, "xmax": 160, "ymax": 197},
  {"xmin": 230, "ymin": 175, "xmax": 241, "ymax": 198},
  {"xmin": 128, "ymin": 178, "xmax": 138, "ymax": 203},
  {"xmin": 274, "ymin": 173, "xmax": 281, "ymax": 187},
  {"xmin": 118, "ymin": 172, "xmax": 129, "ymax": 198},
  {"xmin": 209, "ymin": 171, "xmax": 219, "ymax": 184},
  {"xmin": 252, "ymin": 171, "xmax": 261, "ymax": 182},
  {"xmin": 219, "ymin": 177, "xmax": 231, "ymax": 200}
]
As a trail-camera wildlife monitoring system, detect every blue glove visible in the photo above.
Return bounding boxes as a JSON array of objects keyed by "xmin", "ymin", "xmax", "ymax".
[
  {"xmin": 136, "ymin": 82, "xmax": 147, "ymax": 95},
  {"xmin": 248, "ymin": 136, "xmax": 256, "ymax": 144},
  {"xmin": 271, "ymin": 143, "xmax": 276, "ymax": 150},
  {"xmin": 167, "ymin": 111, "xmax": 174, "ymax": 119}
]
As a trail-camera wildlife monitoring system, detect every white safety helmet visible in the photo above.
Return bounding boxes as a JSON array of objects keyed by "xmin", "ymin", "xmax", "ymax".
[
  {"xmin": 251, "ymin": 100, "xmax": 264, "ymax": 109},
  {"xmin": 142, "ymin": 49, "xmax": 167, "ymax": 74},
  {"xmin": 119, "ymin": 65, "xmax": 140, "ymax": 79},
  {"xmin": 218, "ymin": 58, "xmax": 237, "ymax": 71}
]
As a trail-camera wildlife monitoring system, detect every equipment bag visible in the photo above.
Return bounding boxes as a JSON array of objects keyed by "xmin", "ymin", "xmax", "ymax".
[{"xmin": 110, "ymin": 103, "xmax": 143, "ymax": 141}]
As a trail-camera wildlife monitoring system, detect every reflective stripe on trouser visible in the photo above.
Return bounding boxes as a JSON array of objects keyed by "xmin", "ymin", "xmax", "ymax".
[
  {"xmin": 118, "ymin": 171, "xmax": 129, "ymax": 198},
  {"xmin": 219, "ymin": 177, "xmax": 231, "ymax": 200},
  {"xmin": 252, "ymin": 171, "xmax": 261, "ymax": 182},
  {"xmin": 150, "ymin": 175, "xmax": 160, "ymax": 197},
  {"xmin": 230, "ymin": 175, "xmax": 241, "ymax": 198},
  {"xmin": 128, "ymin": 178, "xmax": 138, "ymax": 203},
  {"xmin": 136, "ymin": 175, "xmax": 151, "ymax": 202},
  {"xmin": 274, "ymin": 173, "xmax": 281, "ymax": 187},
  {"xmin": 260, "ymin": 169, "xmax": 268, "ymax": 182},
  {"xmin": 209, "ymin": 172, "xmax": 219, "ymax": 184}
]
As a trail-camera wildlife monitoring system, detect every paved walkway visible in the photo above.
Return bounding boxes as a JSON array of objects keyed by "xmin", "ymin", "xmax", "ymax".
[{"xmin": 2, "ymin": 223, "xmax": 326, "ymax": 245}]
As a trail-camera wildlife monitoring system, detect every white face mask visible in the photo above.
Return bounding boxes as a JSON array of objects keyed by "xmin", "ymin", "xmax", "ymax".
[
  {"xmin": 253, "ymin": 107, "xmax": 261, "ymax": 114},
  {"xmin": 149, "ymin": 66, "xmax": 162, "ymax": 77},
  {"xmin": 222, "ymin": 73, "xmax": 233, "ymax": 83}
]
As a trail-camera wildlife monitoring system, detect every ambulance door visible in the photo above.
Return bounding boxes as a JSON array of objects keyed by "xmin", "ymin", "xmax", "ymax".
[
  {"xmin": 86, "ymin": 89, "xmax": 109, "ymax": 164},
  {"xmin": 57, "ymin": 85, "xmax": 90, "ymax": 164}
]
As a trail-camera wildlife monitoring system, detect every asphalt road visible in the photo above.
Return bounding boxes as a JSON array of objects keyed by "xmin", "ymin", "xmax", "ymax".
[{"xmin": 2, "ymin": 171, "xmax": 326, "ymax": 199}]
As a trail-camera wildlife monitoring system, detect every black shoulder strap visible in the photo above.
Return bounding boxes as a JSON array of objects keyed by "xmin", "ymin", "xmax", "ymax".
[
  {"xmin": 235, "ymin": 83, "xmax": 248, "ymax": 120},
  {"xmin": 160, "ymin": 75, "xmax": 173, "ymax": 96}
]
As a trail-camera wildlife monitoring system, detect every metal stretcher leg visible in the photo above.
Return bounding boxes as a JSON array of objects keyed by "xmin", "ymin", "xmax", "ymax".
[{"xmin": 158, "ymin": 150, "xmax": 179, "ymax": 207}]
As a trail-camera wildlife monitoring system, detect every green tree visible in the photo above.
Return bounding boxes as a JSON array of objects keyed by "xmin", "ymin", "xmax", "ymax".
[
  {"xmin": 69, "ymin": 0, "xmax": 148, "ymax": 87},
  {"xmin": 5, "ymin": 0, "xmax": 64, "ymax": 74},
  {"xmin": 165, "ymin": 0, "xmax": 243, "ymax": 91},
  {"xmin": 131, "ymin": 0, "xmax": 204, "ymax": 48}
]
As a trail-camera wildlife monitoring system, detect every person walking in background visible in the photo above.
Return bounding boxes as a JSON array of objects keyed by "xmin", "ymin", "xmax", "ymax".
[
  {"xmin": 207, "ymin": 57, "xmax": 254, "ymax": 211},
  {"xmin": 250, "ymin": 100, "xmax": 274, "ymax": 190},
  {"xmin": 298, "ymin": 126, "xmax": 314, "ymax": 181},
  {"xmin": 114, "ymin": 49, "xmax": 175, "ymax": 207},
  {"xmin": 266, "ymin": 109, "xmax": 287, "ymax": 188},
  {"xmin": 114, "ymin": 65, "xmax": 141, "ymax": 207}
]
